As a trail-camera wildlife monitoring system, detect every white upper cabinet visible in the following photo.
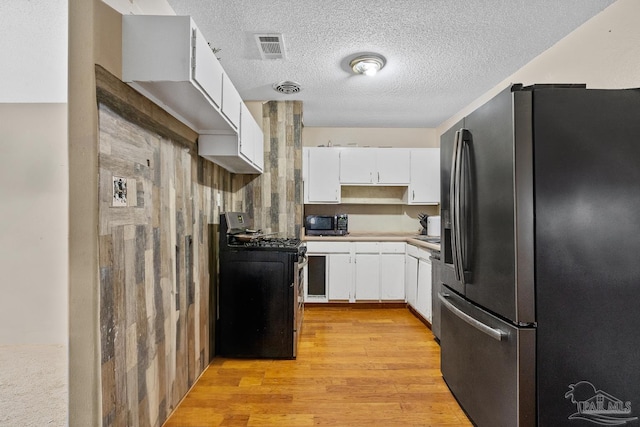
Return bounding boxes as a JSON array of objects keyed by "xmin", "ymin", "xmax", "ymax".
[
  {"xmin": 199, "ymin": 105, "xmax": 264, "ymax": 174},
  {"xmin": 123, "ymin": 15, "xmax": 262, "ymax": 174},
  {"xmin": 339, "ymin": 148, "xmax": 377, "ymax": 184},
  {"xmin": 239, "ymin": 103, "xmax": 255, "ymax": 162},
  {"xmin": 408, "ymin": 148, "xmax": 440, "ymax": 204},
  {"xmin": 303, "ymin": 146, "xmax": 439, "ymax": 205},
  {"xmin": 222, "ymin": 73, "xmax": 242, "ymax": 130},
  {"xmin": 244, "ymin": 106, "xmax": 264, "ymax": 172},
  {"xmin": 377, "ymin": 148, "xmax": 411, "ymax": 184},
  {"xmin": 304, "ymin": 148, "xmax": 341, "ymax": 203},
  {"xmin": 339, "ymin": 148, "xmax": 410, "ymax": 185},
  {"xmin": 122, "ymin": 15, "xmax": 232, "ymax": 133},
  {"xmin": 192, "ymin": 25, "xmax": 223, "ymax": 109}
]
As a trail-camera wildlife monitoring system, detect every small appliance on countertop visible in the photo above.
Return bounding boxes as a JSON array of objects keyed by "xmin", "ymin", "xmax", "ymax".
[
  {"xmin": 304, "ymin": 214, "xmax": 348, "ymax": 236},
  {"xmin": 427, "ymin": 216, "xmax": 440, "ymax": 237},
  {"xmin": 418, "ymin": 213, "xmax": 441, "ymax": 237}
]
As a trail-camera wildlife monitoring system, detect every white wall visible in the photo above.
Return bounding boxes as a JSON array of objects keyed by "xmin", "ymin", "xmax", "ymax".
[
  {"xmin": 0, "ymin": 0, "xmax": 68, "ymax": 344},
  {"xmin": 0, "ymin": 105, "xmax": 68, "ymax": 343},
  {"xmin": 438, "ymin": 0, "xmax": 640, "ymax": 135},
  {"xmin": 304, "ymin": 127, "xmax": 438, "ymax": 148},
  {"xmin": 0, "ymin": 1, "xmax": 67, "ymax": 103}
]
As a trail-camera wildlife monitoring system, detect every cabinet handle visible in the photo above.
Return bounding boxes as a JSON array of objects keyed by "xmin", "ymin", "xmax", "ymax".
[{"xmin": 412, "ymin": 190, "xmax": 415, "ymax": 200}]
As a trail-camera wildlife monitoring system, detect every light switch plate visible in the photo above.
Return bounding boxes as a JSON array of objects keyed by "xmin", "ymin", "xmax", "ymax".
[{"xmin": 113, "ymin": 176, "xmax": 127, "ymax": 207}]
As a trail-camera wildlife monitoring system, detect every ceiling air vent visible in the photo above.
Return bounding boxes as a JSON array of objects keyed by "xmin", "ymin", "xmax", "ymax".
[
  {"xmin": 254, "ymin": 33, "xmax": 286, "ymax": 60},
  {"xmin": 272, "ymin": 81, "xmax": 301, "ymax": 95}
]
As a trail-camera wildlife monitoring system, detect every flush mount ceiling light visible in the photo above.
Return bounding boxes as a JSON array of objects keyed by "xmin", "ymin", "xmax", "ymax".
[{"xmin": 349, "ymin": 53, "xmax": 386, "ymax": 76}]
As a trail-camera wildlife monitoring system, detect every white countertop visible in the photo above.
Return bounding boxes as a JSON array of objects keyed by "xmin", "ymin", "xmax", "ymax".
[{"xmin": 302, "ymin": 232, "xmax": 441, "ymax": 251}]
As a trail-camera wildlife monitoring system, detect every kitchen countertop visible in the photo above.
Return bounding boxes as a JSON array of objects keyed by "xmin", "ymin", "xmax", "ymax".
[{"xmin": 302, "ymin": 232, "xmax": 441, "ymax": 252}]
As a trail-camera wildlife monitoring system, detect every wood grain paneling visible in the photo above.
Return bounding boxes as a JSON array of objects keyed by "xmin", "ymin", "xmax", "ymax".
[
  {"xmin": 96, "ymin": 65, "xmax": 303, "ymax": 427},
  {"xmin": 96, "ymin": 66, "xmax": 237, "ymax": 427}
]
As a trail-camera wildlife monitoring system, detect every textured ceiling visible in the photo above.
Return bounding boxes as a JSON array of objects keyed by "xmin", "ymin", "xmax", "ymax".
[{"xmin": 166, "ymin": 0, "xmax": 615, "ymax": 128}]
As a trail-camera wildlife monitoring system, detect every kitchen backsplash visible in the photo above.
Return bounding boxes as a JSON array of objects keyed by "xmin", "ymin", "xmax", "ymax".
[{"xmin": 304, "ymin": 204, "xmax": 440, "ymax": 234}]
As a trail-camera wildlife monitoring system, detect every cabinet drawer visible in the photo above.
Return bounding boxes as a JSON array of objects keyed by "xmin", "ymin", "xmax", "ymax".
[
  {"xmin": 306, "ymin": 241, "xmax": 351, "ymax": 253},
  {"xmin": 354, "ymin": 242, "xmax": 379, "ymax": 253},
  {"xmin": 406, "ymin": 244, "xmax": 419, "ymax": 257},
  {"xmin": 380, "ymin": 242, "xmax": 405, "ymax": 254},
  {"xmin": 418, "ymin": 248, "xmax": 432, "ymax": 261}
]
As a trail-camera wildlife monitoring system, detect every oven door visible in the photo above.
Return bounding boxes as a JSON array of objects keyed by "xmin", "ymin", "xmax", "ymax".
[{"xmin": 439, "ymin": 287, "xmax": 535, "ymax": 427}]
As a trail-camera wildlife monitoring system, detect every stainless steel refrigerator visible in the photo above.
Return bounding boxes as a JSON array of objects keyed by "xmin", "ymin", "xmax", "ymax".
[{"xmin": 439, "ymin": 84, "xmax": 640, "ymax": 427}]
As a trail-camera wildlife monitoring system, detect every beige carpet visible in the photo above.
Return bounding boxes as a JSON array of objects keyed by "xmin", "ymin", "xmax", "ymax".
[{"xmin": 0, "ymin": 345, "xmax": 67, "ymax": 426}]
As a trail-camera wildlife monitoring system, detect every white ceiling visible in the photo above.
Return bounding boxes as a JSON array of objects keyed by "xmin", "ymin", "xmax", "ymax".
[{"xmin": 166, "ymin": 0, "xmax": 615, "ymax": 128}]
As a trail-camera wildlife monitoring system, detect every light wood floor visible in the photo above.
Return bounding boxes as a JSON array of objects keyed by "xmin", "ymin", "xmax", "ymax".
[{"xmin": 163, "ymin": 307, "xmax": 472, "ymax": 427}]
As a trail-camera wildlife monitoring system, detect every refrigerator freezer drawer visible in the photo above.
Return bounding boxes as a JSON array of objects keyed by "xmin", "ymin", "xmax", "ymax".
[{"xmin": 440, "ymin": 288, "xmax": 535, "ymax": 427}]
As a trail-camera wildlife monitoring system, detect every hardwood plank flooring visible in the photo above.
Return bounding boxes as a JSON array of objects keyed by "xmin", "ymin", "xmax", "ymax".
[{"xmin": 163, "ymin": 307, "xmax": 472, "ymax": 427}]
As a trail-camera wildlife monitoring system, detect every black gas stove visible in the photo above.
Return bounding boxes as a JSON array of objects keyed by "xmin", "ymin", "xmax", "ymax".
[
  {"xmin": 217, "ymin": 212, "xmax": 305, "ymax": 359},
  {"xmin": 221, "ymin": 212, "xmax": 304, "ymax": 254}
]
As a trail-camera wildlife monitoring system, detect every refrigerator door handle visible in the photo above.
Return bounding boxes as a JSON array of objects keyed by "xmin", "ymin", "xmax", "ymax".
[
  {"xmin": 439, "ymin": 293, "xmax": 506, "ymax": 341},
  {"xmin": 457, "ymin": 129, "xmax": 471, "ymax": 283},
  {"xmin": 450, "ymin": 130, "xmax": 461, "ymax": 281},
  {"xmin": 452, "ymin": 129, "xmax": 466, "ymax": 283}
]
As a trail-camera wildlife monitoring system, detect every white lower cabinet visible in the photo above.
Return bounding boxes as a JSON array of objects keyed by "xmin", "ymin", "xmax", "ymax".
[
  {"xmin": 306, "ymin": 241, "xmax": 406, "ymax": 302},
  {"xmin": 354, "ymin": 242, "xmax": 380, "ymax": 300},
  {"xmin": 416, "ymin": 257, "xmax": 432, "ymax": 322},
  {"xmin": 405, "ymin": 254, "xmax": 418, "ymax": 307},
  {"xmin": 305, "ymin": 242, "xmax": 351, "ymax": 302},
  {"xmin": 328, "ymin": 254, "xmax": 352, "ymax": 300},
  {"xmin": 406, "ymin": 245, "xmax": 433, "ymax": 323},
  {"xmin": 379, "ymin": 245, "xmax": 406, "ymax": 300},
  {"xmin": 355, "ymin": 253, "xmax": 380, "ymax": 300}
]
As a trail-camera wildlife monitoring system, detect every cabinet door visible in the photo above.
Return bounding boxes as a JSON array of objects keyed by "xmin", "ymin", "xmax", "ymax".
[
  {"xmin": 409, "ymin": 148, "xmax": 440, "ymax": 204},
  {"xmin": 405, "ymin": 255, "xmax": 418, "ymax": 307},
  {"xmin": 416, "ymin": 258, "xmax": 433, "ymax": 321},
  {"xmin": 340, "ymin": 148, "xmax": 375, "ymax": 184},
  {"xmin": 306, "ymin": 148, "xmax": 340, "ymax": 203},
  {"xmin": 192, "ymin": 25, "xmax": 223, "ymax": 108},
  {"xmin": 252, "ymin": 118, "xmax": 264, "ymax": 171},
  {"xmin": 355, "ymin": 254, "xmax": 380, "ymax": 300},
  {"xmin": 376, "ymin": 149, "xmax": 410, "ymax": 184},
  {"xmin": 239, "ymin": 103, "xmax": 254, "ymax": 161},
  {"xmin": 328, "ymin": 254, "xmax": 352, "ymax": 301},
  {"xmin": 222, "ymin": 73, "xmax": 242, "ymax": 129},
  {"xmin": 238, "ymin": 105, "xmax": 264, "ymax": 171},
  {"xmin": 380, "ymin": 253, "xmax": 405, "ymax": 300}
]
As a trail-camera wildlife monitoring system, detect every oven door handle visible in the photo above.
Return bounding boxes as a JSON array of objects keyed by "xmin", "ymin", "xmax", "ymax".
[{"xmin": 298, "ymin": 256, "xmax": 308, "ymax": 270}]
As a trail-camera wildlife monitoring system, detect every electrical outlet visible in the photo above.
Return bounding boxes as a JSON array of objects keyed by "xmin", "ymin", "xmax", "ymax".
[{"xmin": 113, "ymin": 176, "xmax": 127, "ymax": 207}]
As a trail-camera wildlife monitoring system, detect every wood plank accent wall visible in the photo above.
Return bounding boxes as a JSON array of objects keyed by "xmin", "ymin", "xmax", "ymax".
[
  {"xmin": 95, "ymin": 66, "xmax": 303, "ymax": 427},
  {"xmin": 257, "ymin": 101, "xmax": 303, "ymax": 238},
  {"xmin": 97, "ymin": 66, "xmax": 231, "ymax": 427},
  {"xmin": 223, "ymin": 101, "xmax": 303, "ymax": 237}
]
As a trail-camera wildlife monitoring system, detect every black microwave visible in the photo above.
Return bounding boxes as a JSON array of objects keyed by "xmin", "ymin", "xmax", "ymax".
[{"xmin": 305, "ymin": 214, "xmax": 348, "ymax": 236}]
